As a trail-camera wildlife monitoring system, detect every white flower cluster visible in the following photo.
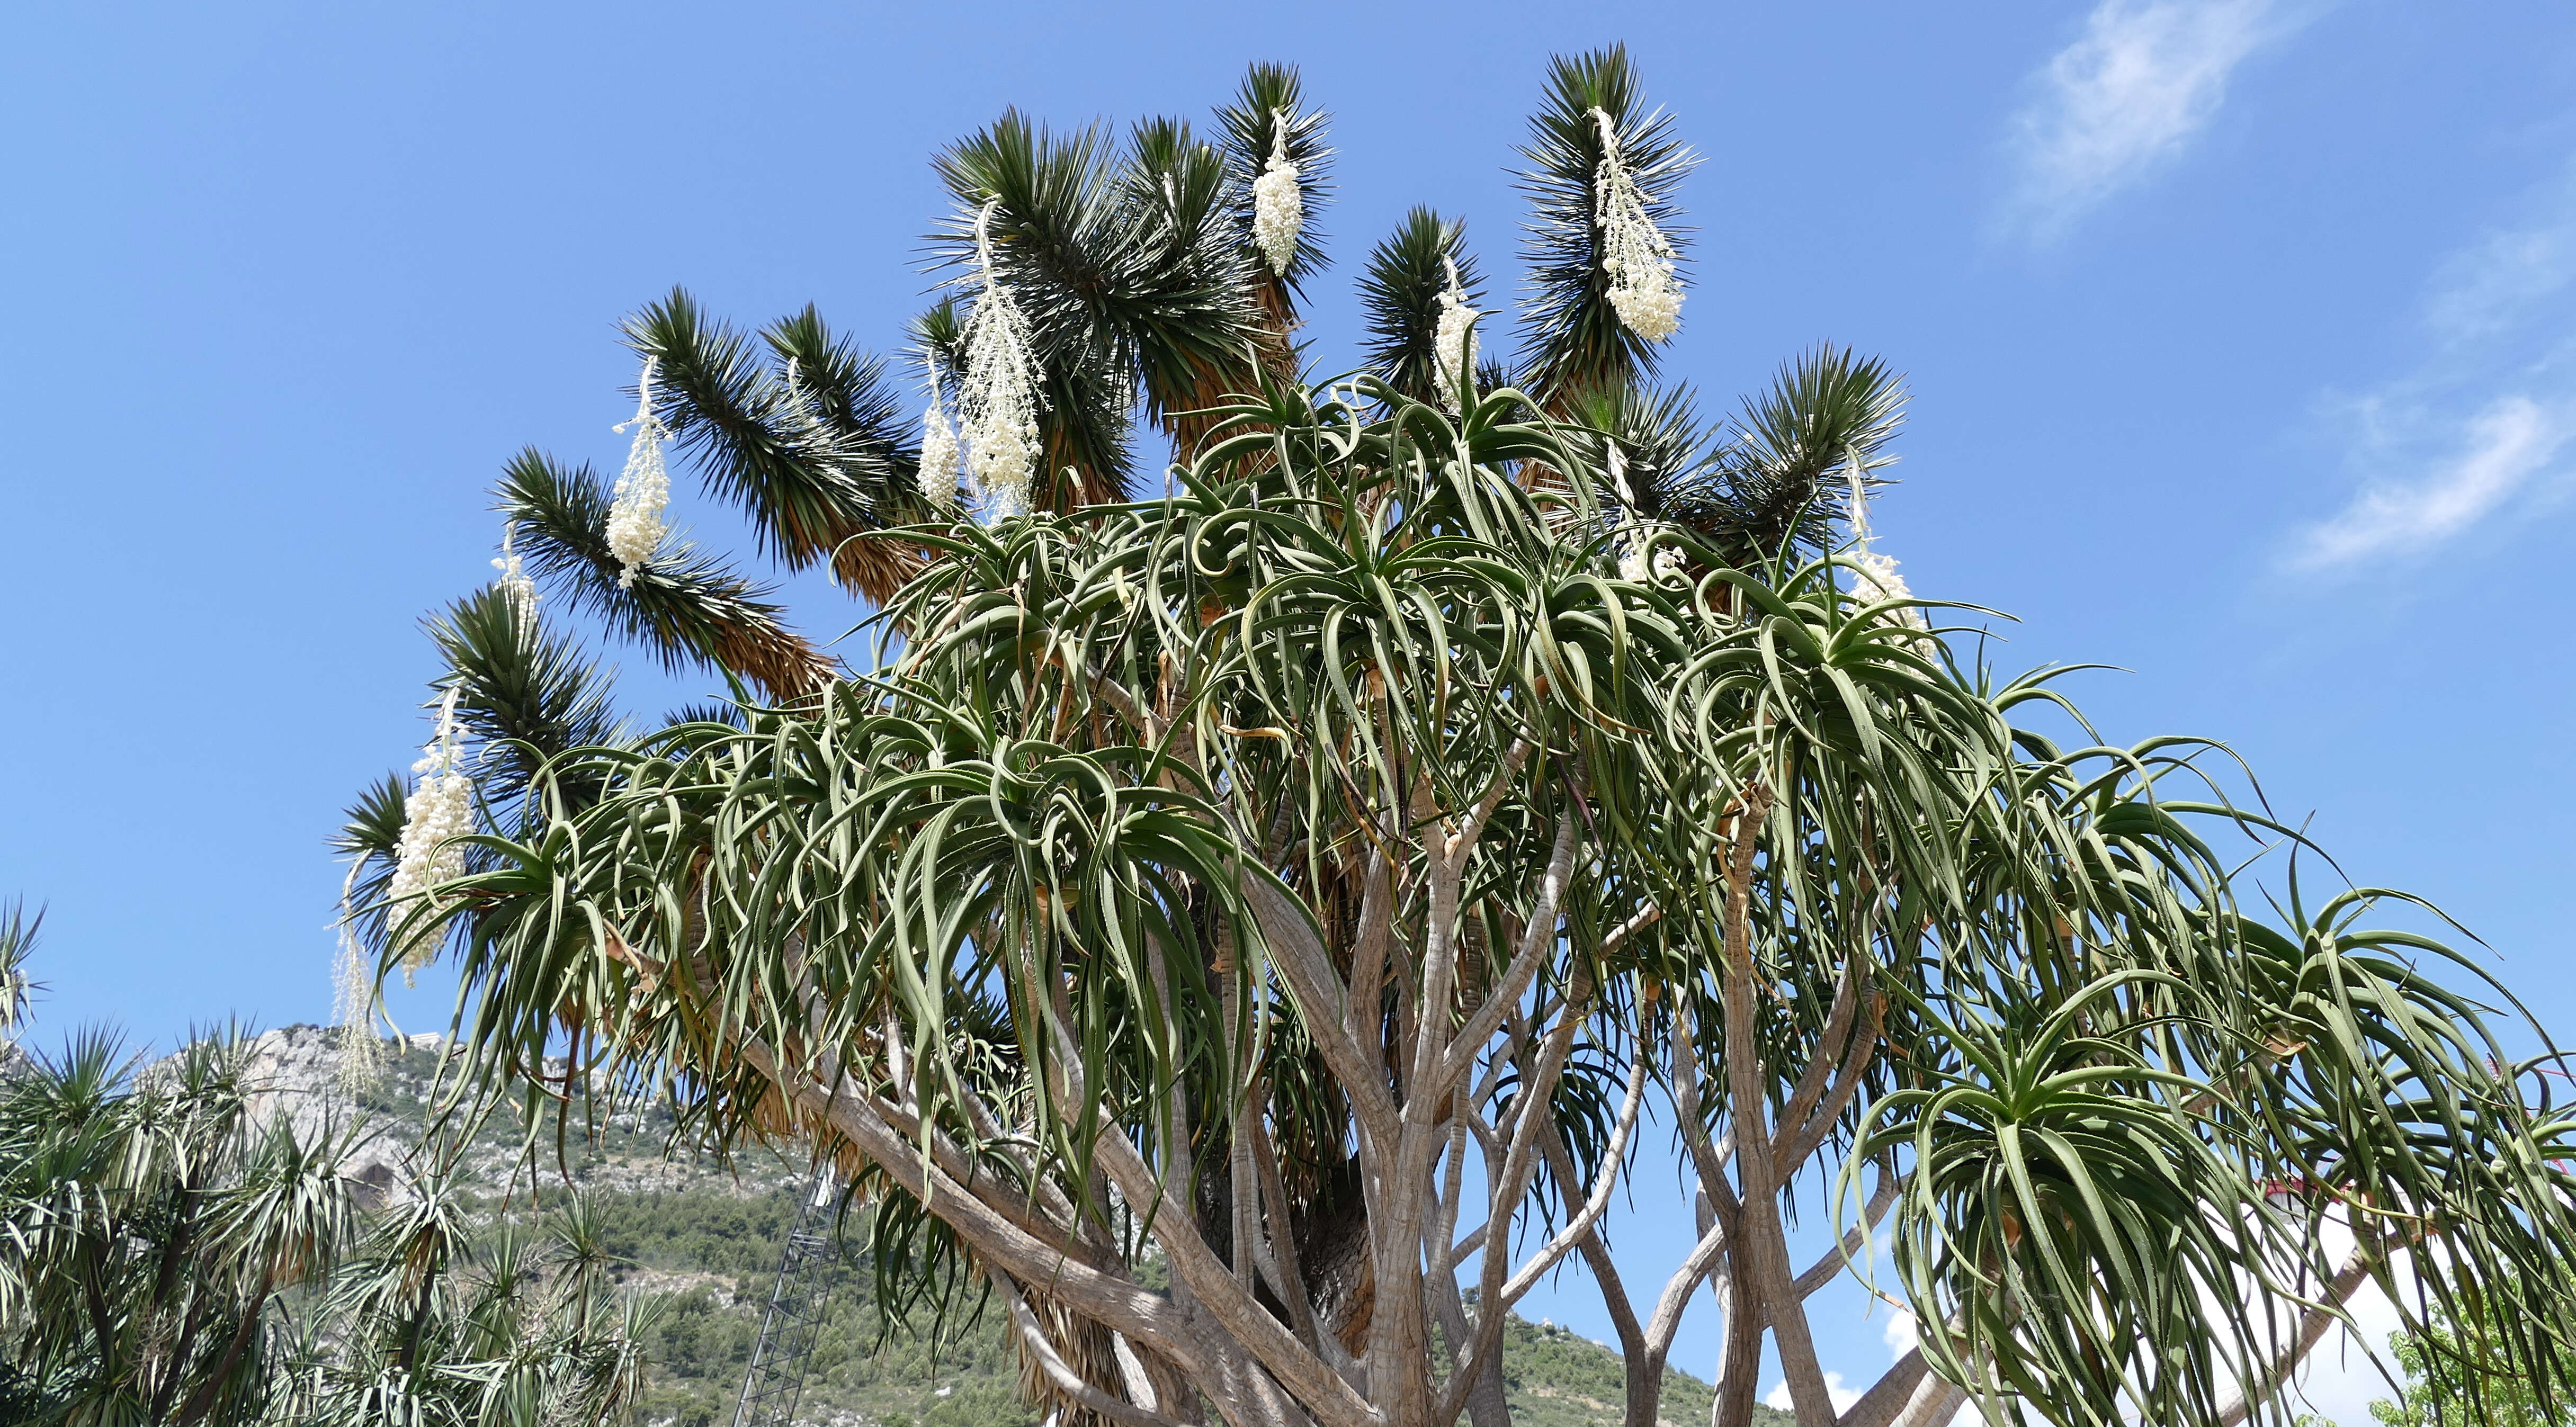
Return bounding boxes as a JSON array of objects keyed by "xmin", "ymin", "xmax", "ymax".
[
  {"xmin": 491, "ymin": 521, "xmax": 538, "ymax": 639},
  {"xmin": 1609, "ymin": 441, "xmax": 1647, "ymax": 577},
  {"xmin": 1607, "ymin": 442, "xmax": 1679, "ymax": 582},
  {"xmin": 1590, "ymin": 108, "xmax": 1682, "ymax": 343},
  {"xmin": 1848, "ymin": 549, "xmax": 1912, "ymax": 605},
  {"xmin": 386, "ymin": 687, "xmax": 474, "ymax": 969},
  {"xmin": 958, "ymin": 200, "xmax": 1043, "ymax": 516},
  {"xmin": 1251, "ymin": 112, "xmax": 1303, "ymax": 276},
  {"xmin": 607, "ymin": 356, "xmax": 672, "ymax": 588},
  {"xmin": 1848, "ymin": 549, "xmax": 1929, "ymax": 631},
  {"xmin": 919, "ymin": 364, "xmax": 962, "ymax": 501},
  {"xmin": 1433, "ymin": 257, "xmax": 1478, "ymax": 414},
  {"xmin": 1844, "ymin": 460, "xmax": 1927, "ymax": 631}
]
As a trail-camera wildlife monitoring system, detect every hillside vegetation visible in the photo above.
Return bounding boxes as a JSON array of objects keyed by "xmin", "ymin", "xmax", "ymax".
[{"xmin": 305, "ymin": 1027, "xmax": 1785, "ymax": 1427}]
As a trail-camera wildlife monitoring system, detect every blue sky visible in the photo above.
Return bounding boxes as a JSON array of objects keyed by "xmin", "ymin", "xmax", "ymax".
[{"xmin": 4, "ymin": 1, "xmax": 2572, "ymax": 1419}]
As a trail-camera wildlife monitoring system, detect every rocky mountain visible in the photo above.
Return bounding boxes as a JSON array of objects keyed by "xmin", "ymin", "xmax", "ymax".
[{"xmin": 236, "ymin": 1024, "xmax": 811, "ymax": 1204}]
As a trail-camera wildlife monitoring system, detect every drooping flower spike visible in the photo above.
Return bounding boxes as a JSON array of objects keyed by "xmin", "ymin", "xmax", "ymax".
[
  {"xmin": 1590, "ymin": 106, "xmax": 1682, "ymax": 343},
  {"xmin": 1251, "ymin": 108, "xmax": 1303, "ymax": 276},
  {"xmin": 386, "ymin": 685, "xmax": 474, "ymax": 971},
  {"xmin": 1844, "ymin": 449, "xmax": 1925, "ymax": 630},
  {"xmin": 1610, "ymin": 441, "xmax": 1653, "ymax": 582},
  {"xmin": 957, "ymin": 199, "xmax": 1043, "ymax": 517},
  {"xmin": 1433, "ymin": 256, "xmax": 1478, "ymax": 415},
  {"xmin": 491, "ymin": 520, "xmax": 538, "ymax": 640},
  {"xmin": 918, "ymin": 352, "xmax": 962, "ymax": 502},
  {"xmin": 329, "ymin": 859, "xmax": 384, "ymax": 1097},
  {"xmin": 606, "ymin": 355, "xmax": 672, "ymax": 587}
]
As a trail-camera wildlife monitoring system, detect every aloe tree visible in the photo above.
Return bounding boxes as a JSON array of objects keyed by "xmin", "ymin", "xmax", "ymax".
[{"xmin": 342, "ymin": 47, "xmax": 2576, "ymax": 1427}]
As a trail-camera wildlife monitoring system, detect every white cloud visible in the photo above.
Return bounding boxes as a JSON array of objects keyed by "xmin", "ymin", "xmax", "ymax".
[
  {"xmin": 2425, "ymin": 165, "xmax": 2576, "ymax": 345},
  {"xmin": 2290, "ymin": 395, "xmax": 2568, "ymax": 569},
  {"xmin": 1765, "ymin": 1371, "xmax": 1863, "ymax": 1414},
  {"xmin": 2222, "ymin": 1219, "xmax": 2416, "ymax": 1422},
  {"xmin": 2285, "ymin": 155, "xmax": 2576, "ymax": 573},
  {"xmin": 1882, "ymin": 1308, "xmax": 1919, "ymax": 1359},
  {"xmin": 2279, "ymin": 1286, "xmax": 2406, "ymax": 1425},
  {"xmin": 2004, "ymin": 0, "xmax": 2303, "ymax": 241},
  {"xmin": 2428, "ymin": 228, "xmax": 2576, "ymax": 346}
]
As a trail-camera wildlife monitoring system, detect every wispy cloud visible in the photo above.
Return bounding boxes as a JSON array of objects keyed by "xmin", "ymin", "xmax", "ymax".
[
  {"xmin": 2003, "ymin": 0, "xmax": 2303, "ymax": 241},
  {"xmin": 2289, "ymin": 161, "xmax": 2576, "ymax": 572},
  {"xmin": 2425, "ymin": 168, "xmax": 2576, "ymax": 345},
  {"xmin": 2290, "ymin": 397, "xmax": 2567, "ymax": 569}
]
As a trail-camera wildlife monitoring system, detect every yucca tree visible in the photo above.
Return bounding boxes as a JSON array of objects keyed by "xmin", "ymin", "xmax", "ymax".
[
  {"xmin": 0, "ymin": 1024, "xmax": 362, "ymax": 1425},
  {"xmin": 0, "ymin": 902, "xmax": 39, "ymax": 1045},
  {"xmin": 268, "ymin": 1178, "xmax": 659, "ymax": 1427},
  {"xmin": 0, "ymin": 930, "xmax": 660, "ymax": 1427},
  {"xmin": 343, "ymin": 47, "xmax": 2576, "ymax": 1427}
]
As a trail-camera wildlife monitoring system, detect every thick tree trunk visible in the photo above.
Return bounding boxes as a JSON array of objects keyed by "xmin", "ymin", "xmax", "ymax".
[
  {"xmin": 1889, "ymin": 1379, "xmax": 1967, "ymax": 1427},
  {"xmin": 1707, "ymin": 1256, "xmax": 1767, "ymax": 1427}
]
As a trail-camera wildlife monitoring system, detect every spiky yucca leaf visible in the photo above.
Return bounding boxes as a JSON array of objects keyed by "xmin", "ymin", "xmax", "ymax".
[
  {"xmin": 623, "ymin": 290, "xmax": 932, "ymax": 603},
  {"xmin": 932, "ymin": 110, "xmax": 1262, "ymax": 503},
  {"xmin": 496, "ymin": 448, "xmax": 837, "ymax": 702},
  {"xmin": 332, "ymin": 772, "xmax": 408, "ymax": 955},
  {"xmin": 0, "ymin": 902, "xmax": 42, "ymax": 1039},
  {"xmin": 1124, "ymin": 114, "xmax": 1271, "ymax": 453},
  {"xmin": 1675, "ymin": 344, "xmax": 1906, "ymax": 565},
  {"xmin": 1217, "ymin": 63, "xmax": 1332, "ymax": 328},
  {"xmin": 425, "ymin": 585, "xmax": 622, "ymax": 829},
  {"xmin": 1562, "ymin": 382, "xmax": 1709, "ymax": 507},
  {"xmin": 1358, "ymin": 208, "xmax": 1486, "ymax": 410},
  {"xmin": 1515, "ymin": 44, "xmax": 1693, "ymax": 406},
  {"xmin": 933, "ymin": 111, "xmax": 1137, "ymax": 506}
]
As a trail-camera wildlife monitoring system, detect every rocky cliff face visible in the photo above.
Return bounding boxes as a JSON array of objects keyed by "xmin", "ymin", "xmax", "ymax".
[
  {"xmin": 227, "ymin": 1024, "xmax": 804, "ymax": 1205},
  {"xmin": 236, "ymin": 1024, "xmax": 440, "ymax": 1203}
]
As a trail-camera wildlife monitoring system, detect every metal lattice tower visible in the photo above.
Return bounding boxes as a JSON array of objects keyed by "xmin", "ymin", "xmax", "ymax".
[{"xmin": 731, "ymin": 1171, "xmax": 841, "ymax": 1427}]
